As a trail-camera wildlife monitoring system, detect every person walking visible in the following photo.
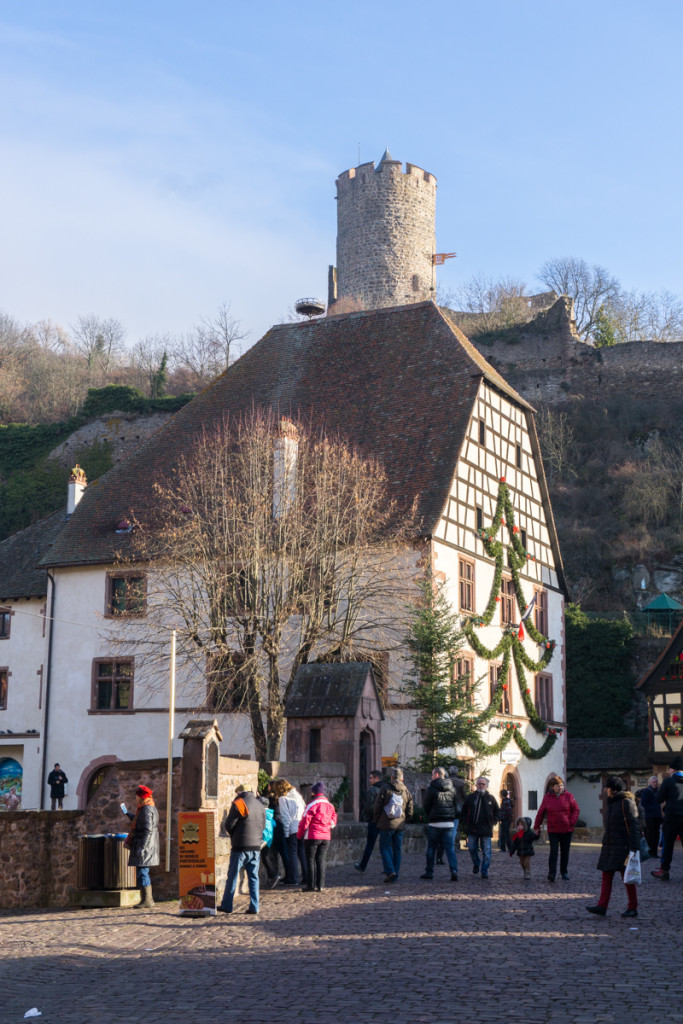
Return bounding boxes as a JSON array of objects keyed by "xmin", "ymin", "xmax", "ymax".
[
  {"xmin": 510, "ymin": 816, "xmax": 539, "ymax": 880},
  {"xmin": 420, "ymin": 767, "xmax": 460, "ymax": 881},
  {"xmin": 124, "ymin": 784, "xmax": 159, "ymax": 908},
  {"xmin": 47, "ymin": 763, "xmax": 68, "ymax": 810},
  {"xmin": 373, "ymin": 767, "xmax": 414, "ymax": 883},
  {"xmin": 218, "ymin": 784, "xmax": 267, "ymax": 915},
  {"xmin": 533, "ymin": 775, "xmax": 579, "ymax": 881},
  {"xmin": 651, "ymin": 756, "xmax": 683, "ymax": 881},
  {"xmin": 461, "ymin": 777, "xmax": 499, "ymax": 879},
  {"xmin": 297, "ymin": 782, "xmax": 337, "ymax": 892},
  {"xmin": 354, "ymin": 770, "xmax": 383, "ymax": 873},
  {"xmin": 639, "ymin": 775, "xmax": 662, "ymax": 859},
  {"xmin": 498, "ymin": 789, "xmax": 514, "ymax": 853},
  {"xmin": 586, "ymin": 776, "xmax": 640, "ymax": 918},
  {"xmin": 277, "ymin": 779, "xmax": 307, "ymax": 886}
]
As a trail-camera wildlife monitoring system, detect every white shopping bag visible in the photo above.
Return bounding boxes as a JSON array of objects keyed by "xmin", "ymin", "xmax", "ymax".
[{"xmin": 623, "ymin": 850, "xmax": 641, "ymax": 885}]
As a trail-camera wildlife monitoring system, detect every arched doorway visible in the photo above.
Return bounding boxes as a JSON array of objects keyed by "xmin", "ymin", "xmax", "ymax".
[
  {"xmin": 77, "ymin": 755, "xmax": 121, "ymax": 809},
  {"xmin": 501, "ymin": 766, "xmax": 522, "ymax": 822},
  {"xmin": 359, "ymin": 728, "xmax": 376, "ymax": 817},
  {"xmin": 0, "ymin": 756, "xmax": 22, "ymax": 810}
]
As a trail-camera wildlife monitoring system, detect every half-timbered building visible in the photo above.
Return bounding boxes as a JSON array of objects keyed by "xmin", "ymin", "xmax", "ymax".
[{"xmin": 637, "ymin": 620, "xmax": 683, "ymax": 766}]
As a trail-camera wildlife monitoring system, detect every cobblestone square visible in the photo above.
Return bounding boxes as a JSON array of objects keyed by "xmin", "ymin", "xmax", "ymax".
[{"xmin": 1, "ymin": 846, "xmax": 675, "ymax": 1024}]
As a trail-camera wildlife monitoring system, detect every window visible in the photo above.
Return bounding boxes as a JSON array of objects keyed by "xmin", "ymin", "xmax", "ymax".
[
  {"xmin": 520, "ymin": 528, "xmax": 527, "ymax": 550},
  {"xmin": 206, "ymin": 653, "xmax": 249, "ymax": 712},
  {"xmin": 309, "ymin": 728, "xmax": 322, "ymax": 762},
  {"xmin": 535, "ymin": 673, "xmax": 553, "ymax": 721},
  {"xmin": 478, "ymin": 420, "xmax": 486, "ymax": 446},
  {"xmin": 92, "ymin": 659, "xmax": 133, "ymax": 710},
  {"xmin": 500, "ymin": 577, "xmax": 515, "ymax": 625},
  {"xmin": 0, "ymin": 668, "xmax": 7, "ymax": 709},
  {"xmin": 476, "ymin": 506, "xmax": 483, "ymax": 531},
  {"xmin": 0, "ymin": 608, "xmax": 11, "ymax": 639},
  {"xmin": 528, "ymin": 790, "xmax": 538, "ymax": 811},
  {"xmin": 106, "ymin": 574, "xmax": 146, "ymax": 617},
  {"xmin": 515, "ymin": 443, "xmax": 522, "ymax": 469},
  {"xmin": 452, "ymin": 656, "xmax": 474, "ymax": 705},
  {"xmin": 459, "ymin": 558, "xmax": 475, "ymax": 613},
  {"xmin": 489, "ymin": 664, "xmax": 510, "ymax": 715},
  {"xmin": 534, "ymin": 589, "xmax": 548, "ymax": 637}
]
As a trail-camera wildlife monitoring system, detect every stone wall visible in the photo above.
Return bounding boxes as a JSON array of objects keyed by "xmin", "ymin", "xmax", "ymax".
[
  {"xmin": 333, "ymin": 158, "xmax": 436, "ymax": 311},
  {"xmin": 48, "ymin": 411, "xmax": 172, "ymax": 468}
]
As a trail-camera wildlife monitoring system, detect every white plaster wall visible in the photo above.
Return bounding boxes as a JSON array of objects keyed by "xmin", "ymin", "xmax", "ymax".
[{"xmin": 567, "ymin": 777, "xmax": 604, "ymax": 827}]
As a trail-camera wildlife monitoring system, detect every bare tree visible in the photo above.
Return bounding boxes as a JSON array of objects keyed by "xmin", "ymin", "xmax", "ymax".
[
  {"xmin": 121, "ymin": 412, "xmax": 415, "ymax": 760},
  {"xmin": 130, "ymin": 334, "xmax": 172, "ymax": 397},
  {"xmin": 71, "ymin": 315, "xmax": 125, "ymax": 376},
  {"xmin": 537, "ymin": 257, "xmax": 620, "ymax": 339},
  {"xmin": 605, "ymin": 289, "xmax": 683, "ymax": 343},
  {"xmin": 173, "ymin": 304, "xmax": 247, "ymax": 389},
  {"xmin": 439, "ymin": 274, "xmax": 531, "ymax": 335},
  {"xmin": 536, "ymin": 406, "xmax": 577, "ymax": 483},
  {"xmin": 200, "ymin": 302, "xmax": 248, "ymax": 371}
]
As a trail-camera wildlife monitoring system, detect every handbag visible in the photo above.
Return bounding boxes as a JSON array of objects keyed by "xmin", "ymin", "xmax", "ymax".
[
  {"xmin": 623, "ymin": 850, "xmax": 641, "ymax": 885},
  {"xmin": 123, "ymin": 831, "xmax": 134, "ymax": 849},
  {"xmin": 639, "ymin": 834, "xmax": 650, "ymax": 862}
]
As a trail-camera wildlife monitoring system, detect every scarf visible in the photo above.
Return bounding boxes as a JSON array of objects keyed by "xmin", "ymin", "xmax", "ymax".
[{"xmin": 129, "ymin": 796, "xmax": 155, "ymax": 833}]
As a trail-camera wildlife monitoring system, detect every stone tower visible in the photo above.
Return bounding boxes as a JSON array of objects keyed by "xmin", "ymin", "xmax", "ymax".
[{"xmin": 329, "ymin": 149, "xmax": 437, "ymax": 312}]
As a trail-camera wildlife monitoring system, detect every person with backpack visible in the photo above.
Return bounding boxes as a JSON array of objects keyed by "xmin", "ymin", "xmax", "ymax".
[
  {"xmin": 652, "ymin": 756, "xmax": 683, "ymax": 881},
  {"xmin": 218, "ymin": 784, "xmax": 267, "ymax": 915},
  {"xmin": 420, "ymin": 766, "xmax": 460, "ymax": 881},
  {"xmin": 373, "ymin": 767, "xmax": 414, "ymax": 883}
]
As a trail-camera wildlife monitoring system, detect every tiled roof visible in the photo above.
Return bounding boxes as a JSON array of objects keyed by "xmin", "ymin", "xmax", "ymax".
[
  {"xmin": 567, "ymin": 737, "xmax": 651, "ymax": 771},
  {"xmin": 0, "ymin": 509, "xmax": 66, "ymax": 600},
  {"xmin": 43, "ymin": 301, "xmax": 536, "ymax": 569},
  {"xmin": 285, "ymin": 662, "xmax": 382, "ymax": 718},
  {"xmin": 637, "ymin": 620, "xmax": 683, "ymax": 693}
]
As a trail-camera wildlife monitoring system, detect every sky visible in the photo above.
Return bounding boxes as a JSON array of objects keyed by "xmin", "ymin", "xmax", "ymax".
[{"xmin": 1, "ymin": 1, "xmax": 682, "ymax": 352}]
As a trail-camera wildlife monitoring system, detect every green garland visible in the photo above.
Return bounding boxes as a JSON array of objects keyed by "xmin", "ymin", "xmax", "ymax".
[{"xmin": 461, "ymin": 477, "xmax": 561, "ymax": 763}]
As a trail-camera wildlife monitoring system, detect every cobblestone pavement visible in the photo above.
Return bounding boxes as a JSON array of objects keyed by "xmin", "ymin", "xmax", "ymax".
[{"xmin": 1, "ymin": 845, "xmax": 677, "ymax": 1024}]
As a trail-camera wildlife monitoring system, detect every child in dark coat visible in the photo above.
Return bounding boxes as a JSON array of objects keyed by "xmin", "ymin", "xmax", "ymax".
[{"xmin": 510, "ymin": 816, "xmax": 539, "ymax": 880}]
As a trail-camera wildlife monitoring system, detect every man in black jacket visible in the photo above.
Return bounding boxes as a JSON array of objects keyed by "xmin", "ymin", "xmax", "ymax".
[
  {"xmin": 420, "ymin": 767, "xmax": 461, "ymax": 881},
  {"xmin": 652, "ymin": 756, "xmax": 683, "ymax": 881},
  {"xmin": 47, "ymin": 763, "xmax": 68, "ymax": 810},
  {"xmin": 461, "ymin": 777, "xmax": 499, "ymax": 879},
  {"xmin": 218, "ymin": 785, "xmax": 267, "ymax": 914},
  {"xmin": 354, "ymin": 770, "xmax": 383, "ymax": 873}
]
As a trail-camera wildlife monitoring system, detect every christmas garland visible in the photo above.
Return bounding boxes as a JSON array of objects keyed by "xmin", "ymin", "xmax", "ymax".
[{"xmin": 461, "ymin": 477, "xmax": 560, "ymax": 762}]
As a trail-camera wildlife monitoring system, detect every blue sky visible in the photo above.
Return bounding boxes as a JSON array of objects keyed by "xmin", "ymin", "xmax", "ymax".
[{"xmin": 1, "ymin": 1, "xmax": 682, "ymax": 349}]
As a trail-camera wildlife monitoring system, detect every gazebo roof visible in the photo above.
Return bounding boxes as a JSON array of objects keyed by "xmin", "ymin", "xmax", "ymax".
[{"xmin": 642, "ymin": 593, "xmax": 683, "ymax": 611}]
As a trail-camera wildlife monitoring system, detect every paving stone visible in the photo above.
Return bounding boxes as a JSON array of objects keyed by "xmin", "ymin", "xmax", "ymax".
[{"xmin": 0, "ymin": 845, "xmax": 675, "ymax": 1022}]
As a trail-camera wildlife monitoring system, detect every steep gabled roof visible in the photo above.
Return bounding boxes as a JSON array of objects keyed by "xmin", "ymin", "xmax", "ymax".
[
  {"xmin": 0, "ymin": 509, "xmax": 66, "ymax": 600},
  {"xmin": 637, "ymin": 620, "xmax": 683, "ymax": 695},
  {"xmin": 44, "ymin": 301, "xmax": 534, "ymax": 569},
  {"xmin": 285, "ymin": 662, "xmax": 383, "ymax": 718}
]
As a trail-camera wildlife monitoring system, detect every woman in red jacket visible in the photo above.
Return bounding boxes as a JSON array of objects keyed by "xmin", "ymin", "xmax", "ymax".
[
  {"xmin": 297, "ymin": 782, "xmax": 337, "ymax": 892},
  {"xmin": 533, "ymin": 775, "xmax": 580, "ymax": 882}
]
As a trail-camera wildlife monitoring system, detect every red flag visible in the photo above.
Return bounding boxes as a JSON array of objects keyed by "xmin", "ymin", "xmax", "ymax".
[{"xmin": 518, "ymin": 620, "xmax": 525, "ymax": 641}]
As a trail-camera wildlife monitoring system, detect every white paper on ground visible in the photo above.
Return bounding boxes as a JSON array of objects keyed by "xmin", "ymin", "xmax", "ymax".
[{"xmin": 24, "ymin": 1010, "xmax": 42, "ymax": 1019}]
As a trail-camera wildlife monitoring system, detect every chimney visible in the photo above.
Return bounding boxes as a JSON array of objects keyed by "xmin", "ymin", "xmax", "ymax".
[{"xmin": 67, "ymin": 464, "xmax": 87, "ymax": 515}]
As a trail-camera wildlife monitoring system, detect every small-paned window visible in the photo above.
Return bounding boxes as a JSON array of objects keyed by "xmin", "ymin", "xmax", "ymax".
[
  {"xmin": 534, "ymin": 589, "xmax": 548, "ymax": 637},
  {"xmin": 459, "ymin": 558, "xmax": 475, "ymax": 613},
  {"xmin": 535, "ymin": 673, "xmax": 553, "ymax": 721},
  {"xmin": 92, "ymin": 659, "xmax": 134, "ymax": 710},
  {"xmin": 106, "ymin": 574, "xmax": 146, "ymax": 617},
  {"xmin": 0, "ymin": 608, "xmax": 12, "ymax": 639},
  {"xmin": 501, "ymin": 577, "xmax": 515, "ymax": 625},
  {"xmin": 489, "ymin": 664, "xmax": 510, "ymax": 715},
  {"xmin": 452, "ymin": 657, "xmax": 474, "ymax": 705},
  {"xmin": 478, "ymin": 420, "xmax": 486, "ymax": 446}
]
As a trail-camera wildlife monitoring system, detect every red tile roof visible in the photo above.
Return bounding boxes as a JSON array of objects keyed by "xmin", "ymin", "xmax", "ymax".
[{"xmin": 44, "ymin": 302, "xmax": 537, "ymax": 569}]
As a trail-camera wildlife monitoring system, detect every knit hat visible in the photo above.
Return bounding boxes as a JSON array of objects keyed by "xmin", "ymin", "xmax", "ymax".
[
  {"xmin": 670, "ymin": 755, "xmax": 683, "ymax": 771},
  {"xmin": 136, "ymin": 785, "xmax": 153, "ymax": 798},
  {"xmin": 311, "ymin": 782, "xmax": 325, "ymax": 795}
]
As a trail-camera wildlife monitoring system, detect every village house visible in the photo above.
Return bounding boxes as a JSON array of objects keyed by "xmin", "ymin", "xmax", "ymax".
[{"xmin": 0, "ymin": 152, "xmax": 569, "ymax": 817}]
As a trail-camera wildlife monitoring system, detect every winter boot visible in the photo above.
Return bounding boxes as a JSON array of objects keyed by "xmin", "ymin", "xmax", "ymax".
[{"xmin": 139, "ymin": 885, "xmax": 155, "ymax": 908}]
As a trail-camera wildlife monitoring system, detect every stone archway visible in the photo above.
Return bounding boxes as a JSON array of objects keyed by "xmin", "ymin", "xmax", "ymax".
[
  {"xmin": 76, "ymin": 754, "xmax": 121, "ymax": 809},
  {"xmin": 501, "ymin": 766, "xmax": 522, "ymax": 822}
]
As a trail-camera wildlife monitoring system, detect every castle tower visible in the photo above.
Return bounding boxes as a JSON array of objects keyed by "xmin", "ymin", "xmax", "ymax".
[{"xmin": 329, "ymin": 148, "xmax": 437, "ymax": 312}]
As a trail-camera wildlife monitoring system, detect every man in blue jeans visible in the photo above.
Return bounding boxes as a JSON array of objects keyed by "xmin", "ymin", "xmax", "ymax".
[
  {"xmin": 218, "ymin": 785, "xmax": 266, "ymax": 915},
  {"xmin": 420, "ymin": 767, "xmax": 460, "ymax": 881},
  {"xmin": 373, "ymin": 767, "xmax": 414, "ymax": 883},
  {"xmin": 461, "ymin": 777, "xmax": 499, "ymax": 879}
]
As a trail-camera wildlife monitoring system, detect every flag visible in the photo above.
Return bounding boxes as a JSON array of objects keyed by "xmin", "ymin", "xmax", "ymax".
[
  {"xmin": 432, "ymin": 252, "xmax": 457, "ymax": 265},
  {"xmin": 517, "ymin": 592, "xmax": 537, "ymax": 640}
]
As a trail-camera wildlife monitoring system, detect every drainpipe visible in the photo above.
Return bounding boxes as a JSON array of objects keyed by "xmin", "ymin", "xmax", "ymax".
[{"xmin": 39, "ymin": 570, "xmax": 56, "ymax": 811}]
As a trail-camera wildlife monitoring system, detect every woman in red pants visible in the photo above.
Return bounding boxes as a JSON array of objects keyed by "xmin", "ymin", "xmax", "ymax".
[{"xmin": 586, "ymin": 776, "xmax": 640, "ymax": 918}]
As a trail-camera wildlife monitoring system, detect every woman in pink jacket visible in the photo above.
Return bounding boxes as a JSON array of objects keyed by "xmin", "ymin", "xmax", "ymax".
[
  {"xmin": 297, "ymin": 782, "xmax": 337, "ymax": 892},
  {"xmin": 533, "ymin": 775, "xmax": 580, "ymax": 882}
]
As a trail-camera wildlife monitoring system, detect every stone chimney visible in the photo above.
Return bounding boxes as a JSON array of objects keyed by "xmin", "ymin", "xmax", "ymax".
[{"xmin": 67, "ymin": 464, "xmax": 87, "ymax": 515}]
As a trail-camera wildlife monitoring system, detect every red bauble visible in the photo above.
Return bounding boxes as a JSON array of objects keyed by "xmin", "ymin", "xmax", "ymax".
[{"xmin": 500, "ymin": 476, "xmax": 506, "ymax": 482}]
